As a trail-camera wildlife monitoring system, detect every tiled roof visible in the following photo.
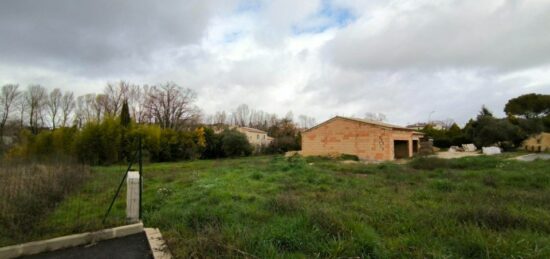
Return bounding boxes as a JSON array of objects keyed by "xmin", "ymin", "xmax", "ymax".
[
  {"xmin": 304, "ymin": 116, "xmax": 420, "ymax": 133},
  {"xmin": 237, "ymin": 127, "xmax": 267, "ymax": 134}
]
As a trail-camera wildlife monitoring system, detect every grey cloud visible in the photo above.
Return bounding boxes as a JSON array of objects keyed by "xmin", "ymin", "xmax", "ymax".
[
  {"xmin": 303, "ymin": 65, "xmax": 549, "ymax": 125},
  {"xmin": 1, "ymin": 0, "xmax": 549, "ymax": 127},
  {"xmin": 0, "ymin": 0, "xmax": 234, "ymax": 77},
  {"xmin": 323, "ymin": 1, "xmax": 550, "ymax": 72}
]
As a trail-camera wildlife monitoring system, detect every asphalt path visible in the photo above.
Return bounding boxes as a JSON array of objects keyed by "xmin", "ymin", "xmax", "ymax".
[{"xmin": 21, "ymin": 232, "xmax": 153, "ymax": 259}]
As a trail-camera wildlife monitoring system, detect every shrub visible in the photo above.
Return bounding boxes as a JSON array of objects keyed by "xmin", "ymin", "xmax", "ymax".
[
  {"xmin": 73, "ymin": 117, "xmax": 124, "ymax": 165},
  {"xmin": 128, "ymin": 124, "xmax": 161, "ymax": 162},
  {"xmin": 201, "ymin": 127, "xmax": 223, "ymax": 159},
  {"xmin": 220, "ymin": 129, "xmax": 252, "ymax": 157},
  {"xmin": 339, "ymin": 154, "xmax": 359, "ymax": 161},
  {"xmin": 266, "ymin": 136, "xmax": 300, "ymax": 154}
]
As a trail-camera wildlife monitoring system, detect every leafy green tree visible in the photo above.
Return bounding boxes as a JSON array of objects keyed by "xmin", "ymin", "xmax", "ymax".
[
  {"xmin": 504, "ymin": 93, "xmax": 550, "ymax": 119},
  {"xmin": 466, "ymin": 106, "xmax": 526, "ymax": 149},
  {"xmin": 421, "ymin": 124, "xmax": 451, "ymax": 148}
]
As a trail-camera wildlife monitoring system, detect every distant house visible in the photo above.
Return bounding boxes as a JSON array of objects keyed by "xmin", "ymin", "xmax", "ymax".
[
  {"xmin": 406, "ymin": 121, "xmax": 445, "ymax": 130},
  {"xmin": 406, "ymin": 123, "xmax": 429, "ymax": 130},
  {"xmin": 522, "ymin": 132, "xmax": 550, "ymax": 152},
  {"xmin": 302, "ymin": 116, "xmax": 424, "ymax": 161},
  {"xmin": 236, "ymin": 127, "xmax": 273, "ymax": 148}
]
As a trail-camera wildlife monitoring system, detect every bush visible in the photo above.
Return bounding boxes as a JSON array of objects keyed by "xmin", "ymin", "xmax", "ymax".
[
  {"xmin": 433, "ymin": 138, "xmax": 452, "ymax": 148},
  {"xmin": 7, "ymin": 119, "xmax": 231, "ymax": 164},
  {"xmin": 266, "ymin": 136, "xmax": 300, "ymax": 154},
  {"xmin": 201, "ymin": 127, "xmax": 223, "ymax": 159},
  {"xmin": 339, "ymin": 154, "xmax": 359, "ymax": 161},
  {"xmin": 220, "ymin": 129, "xmax": 252, "ymax": 157},
  {"xmin": 73, "ymin": 117, "xmax": 124, "ymax": 165}
]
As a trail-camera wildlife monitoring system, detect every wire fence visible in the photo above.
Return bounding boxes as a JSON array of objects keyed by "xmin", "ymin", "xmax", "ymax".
[{"xmin": 0, "ymin": 158, "xmax": 132, "ymax": 247}]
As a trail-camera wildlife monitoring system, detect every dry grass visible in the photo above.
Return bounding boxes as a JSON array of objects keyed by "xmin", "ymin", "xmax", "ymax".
[{"xmin": 0, "ymin": 160, "xmax": 90, "ymax": 242}]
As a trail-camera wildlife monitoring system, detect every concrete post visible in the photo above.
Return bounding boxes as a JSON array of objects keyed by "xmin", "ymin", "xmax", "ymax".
[{"xmin": 127, "ymin": 171, "xmax": 140, "ymax": 223}]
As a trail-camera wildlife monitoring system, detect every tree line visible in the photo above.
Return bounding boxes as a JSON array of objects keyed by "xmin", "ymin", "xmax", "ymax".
[
  {"xmin": 421, "ymin": 93, "xmax": 550, "ymax": 149},
  {"xmin": 0, "ymin": 81, "xmax": 202, "ymax": 137},
  {"xmin": 0, "ymin": 81, "xmax": 308, "ymax": 164}
]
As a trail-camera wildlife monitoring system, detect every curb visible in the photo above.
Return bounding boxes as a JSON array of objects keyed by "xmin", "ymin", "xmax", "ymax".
[
  {"xmin": 144, "ymin": 228, "xmax": 172, "ymax": 259},
  {"xmin": 0, "ymin": 222, "xmax": 144, "ymax": 259}
]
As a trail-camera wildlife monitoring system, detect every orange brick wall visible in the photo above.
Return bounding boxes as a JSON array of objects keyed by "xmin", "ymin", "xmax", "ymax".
[{"xmin": 301, "ymin": 118, "xmax": 418, "ymax": 161}]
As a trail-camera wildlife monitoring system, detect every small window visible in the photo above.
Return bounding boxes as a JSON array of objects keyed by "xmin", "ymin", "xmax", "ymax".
[{"xmin": 257, "ymin": 134, "xmax": 259, "ymax": 139}]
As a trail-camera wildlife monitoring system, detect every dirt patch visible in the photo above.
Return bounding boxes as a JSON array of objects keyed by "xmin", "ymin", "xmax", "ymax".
[
  {"xmin": 513, "ymin": 153, "xmax": 550, "ymax": 162},
  {"xmin": 341, "ymin": 160, "xmax": 359, "ymax": 164},
  {"xmin": 435, "ymin": 151, "xmax": 481, "ymax": 159}
]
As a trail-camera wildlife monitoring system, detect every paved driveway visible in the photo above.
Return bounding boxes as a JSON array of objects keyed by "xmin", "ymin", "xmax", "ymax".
[{"xmin": 22, "ymin": 233, "xmax": 153, "ymax": 259}]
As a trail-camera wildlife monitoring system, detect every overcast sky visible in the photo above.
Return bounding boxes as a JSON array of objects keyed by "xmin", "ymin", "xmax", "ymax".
[{"xmin": 1, "ymin": 0, "xmax": 549, "ymax": 126}]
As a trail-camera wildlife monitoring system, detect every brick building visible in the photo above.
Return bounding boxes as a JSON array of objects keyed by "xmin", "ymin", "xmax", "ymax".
[{"xmin": 301, "ymin": 116, "xmax": 424, "ymax": 161}]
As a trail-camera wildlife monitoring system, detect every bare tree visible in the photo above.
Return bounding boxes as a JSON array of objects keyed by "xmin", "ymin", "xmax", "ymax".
[
  {"xmin": 144, "ymin": 82, "xmax": 199, "ymax": 130},
  {"xmin": 17, "ymin": 95, "xmax": 27, "ymax": 128},
  {"xmin": 75, "ymin": 94, "xmax": 97, "ymax": 126},
  {"xmin": 74, "ymin": 95, "xmax": 85, "ymax": 128},
  {"xmin": 232, "ymin": 104, "xmax": 250, "ymax": 127},
  {"xmin": 46, "ymin": 88, "xmax": 62, "ymax": 129},
  {"xmin": 25, "ymin": 85, "xmax": 47, "ymax": 133},
  {"xmin": 104, "ymin": 81, "xmax": 130, "ymax": 116},
  {"xmin": 298, "ymin": 114, "xmax": 316, "ymax": 129},
  {"xmin": 1, "ymin": 84, "xmax": 20, "ymax": 138},
  {"xmin": 284, "ymin": 111, "xmax": 294, "ymax": 121},
  {"xmin": 94, "ymin": 94, "xmax": 108, "ymax": 121},
  {"xmin": 60, "ymin": 91, "xmax": 75, "ymax": 127},
  {"xmin": 364, "ymin": 112, "xmax": 387, "ymax": 122},
  {"xmin": 127, "ymin": 84, "xmax": 151, "ymax": 123},
  {"xmin": 213, "ymin": 111, "xmax": 228, "ymax": 125}
]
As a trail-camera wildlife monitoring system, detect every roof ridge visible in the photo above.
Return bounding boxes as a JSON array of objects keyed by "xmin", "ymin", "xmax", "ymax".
[
  {"xmin": 304, "ymin": 116, "xmax": 417, "ymax": 133},
  {"xmin": 335, "ymin": 116, "xmax": 412, "ymax": 130}
]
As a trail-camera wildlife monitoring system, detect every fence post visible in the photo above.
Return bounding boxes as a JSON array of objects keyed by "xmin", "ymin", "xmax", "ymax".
[
  {"xmin": 126, "ymin": 171, "xmax": 140, "ymax": 223},
  {"xmin": 139, "ymin": 136, "xmax": 143, "ymax": 220}
]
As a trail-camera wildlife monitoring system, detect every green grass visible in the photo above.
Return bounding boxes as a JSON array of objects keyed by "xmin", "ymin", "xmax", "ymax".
[{"xmin": 4, "ymin": 154, "xmax": 550, "ymax": 258}]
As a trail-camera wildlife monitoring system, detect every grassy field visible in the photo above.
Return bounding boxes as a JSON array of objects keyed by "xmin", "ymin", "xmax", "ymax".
[{"xmin": 3, "ymin": 154, "xmax": 550, "ymax": 258}]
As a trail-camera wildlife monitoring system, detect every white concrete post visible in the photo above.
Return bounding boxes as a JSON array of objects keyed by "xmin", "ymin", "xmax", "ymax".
[{"xmin": 127, "ymin": 171, "xmax": 140, "ymax": 223}]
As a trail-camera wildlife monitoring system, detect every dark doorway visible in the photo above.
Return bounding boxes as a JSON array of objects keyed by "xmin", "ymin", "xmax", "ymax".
[
  {"xmin": 412, "ymin": 140, "xmax": 418, "ymax": 154},
  {"xmin": 394, "ymin": 140, "xmax": 409, "ymax": 159}
]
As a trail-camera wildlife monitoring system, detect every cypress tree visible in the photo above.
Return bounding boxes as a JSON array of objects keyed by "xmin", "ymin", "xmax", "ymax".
[{"xmin": 120, "ymin": 100, "xmax": 131, "ymax": 127}]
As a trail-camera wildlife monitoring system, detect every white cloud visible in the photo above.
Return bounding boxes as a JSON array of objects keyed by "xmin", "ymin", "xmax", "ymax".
[
  {"xmin": 323, "ymin": 0, "xmax": 550, "ymax": 71},
  {"xmin": 1, "ymin": 0, "xmax": 549, "ymax": 127}
]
